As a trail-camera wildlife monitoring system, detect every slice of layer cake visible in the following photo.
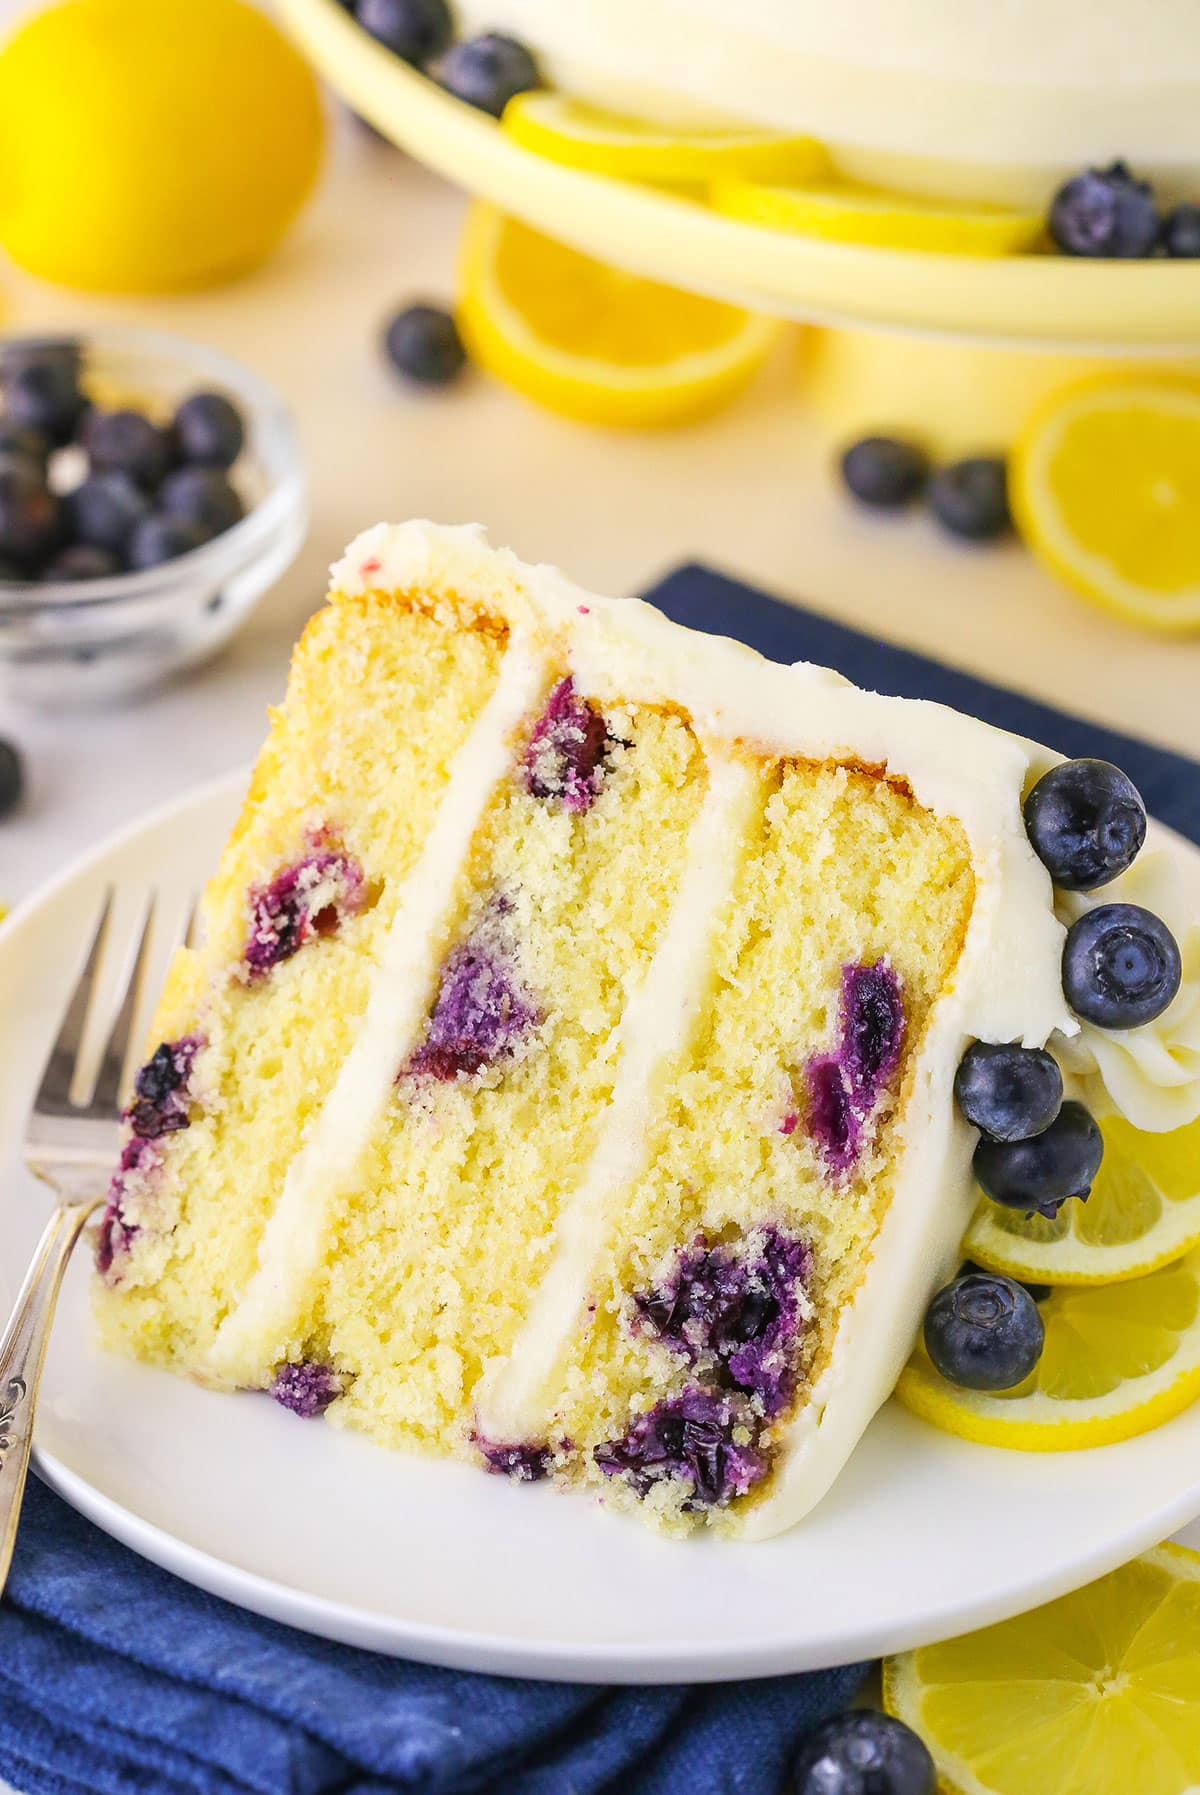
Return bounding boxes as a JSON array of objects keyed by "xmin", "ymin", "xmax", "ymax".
[{"xmin": 94, "ymin": 521, "xmax": 1182, "ymax": 1538}]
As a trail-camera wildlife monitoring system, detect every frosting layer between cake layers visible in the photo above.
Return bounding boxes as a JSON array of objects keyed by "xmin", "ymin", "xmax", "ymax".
[
  {"xmin": 202, "ymin": 519, "xmax": 1079, "ymax": 1536},
  {"xmin": 451, "ymin": 0, "xmax": 1200, "ymax": 203}
]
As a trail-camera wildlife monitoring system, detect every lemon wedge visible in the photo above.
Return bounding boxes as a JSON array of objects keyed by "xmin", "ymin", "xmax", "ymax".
[
  {"xmin": 1012, "ymin": 377, "xmax": 1200, "ymax": 633},
  {"xmin": 503, "ymin": 92, "xmax": 825, "ymax": 185},
  {"xmin": 965, "ymin": 1113, "xmax": 1200, "ymax": 1286},
  {"xmin": 457, "ymin": 203, "xmax": 780, "ymax": 428},
  {"xmin": 884, "ymin": 1542, "xmax": 1200, "ymax": 1795},
  {"xmin": 709, "ymin": 179, "xmax": 1044, "ymax": 255},
  {"xmin": 895, "ymin": 1247, "xmax": 1200, "ymax": 1449}
]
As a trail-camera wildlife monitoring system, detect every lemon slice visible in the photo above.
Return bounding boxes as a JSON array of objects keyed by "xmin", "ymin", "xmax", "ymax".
[
  {"xmin": 709, "ymin": 179, "xmax": 1044, "ymax": 255},
  {"xmin": 966, "ymin": 1112, "xmax": 1200, "ymax": 1286},
  {"xmin": 895, "ymin": 1247, "xmax": 1200, "ymax": 1449},
  {"xmin": 884, "ymin": 1542, "xmax": 1200, "ymax": 1795},
  {"xmin": 457, "ymin": 203, "xmax": 780, "ymax": 428},
  {"xmin": 1012, "ymin": 377, "xmax": 1200, "ymax": 634},
  {"xmin": 503, "ymin": 93, "xmax": 826, "ymax": 185}
]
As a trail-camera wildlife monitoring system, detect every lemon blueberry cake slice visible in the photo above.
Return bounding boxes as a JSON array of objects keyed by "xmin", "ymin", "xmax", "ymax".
[{"xmin": 93, "ymin": 521, "xmax": 1190, "ymax": 1538}]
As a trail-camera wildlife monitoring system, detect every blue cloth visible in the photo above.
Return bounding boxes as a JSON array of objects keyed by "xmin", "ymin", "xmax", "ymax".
[{"xmin": 4, "ymin": 560, "xmax": 1197, "ymax": 1795}]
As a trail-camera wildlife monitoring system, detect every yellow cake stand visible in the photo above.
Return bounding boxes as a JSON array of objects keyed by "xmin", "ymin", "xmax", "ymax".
[{"xmin": 280, "ymin": 0, "xmax": 1200, "ymax": 349}]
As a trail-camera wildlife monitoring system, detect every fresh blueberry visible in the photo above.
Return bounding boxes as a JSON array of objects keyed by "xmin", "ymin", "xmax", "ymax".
[
  {"xmin": 840, "ymin": 436, "xmax": 929, "ymax": 510},
  {"xmin": 1162, "ymin": 204, "xmax": 1200, "ymax": 258},
  {"xmin": 83, "ymin": 408, "xmax": 173, "ymax": 489},
  {"xmin": 66, "ymin": 471, "xmax": 150, "ymax": 555},
  {"xmin": 0, "ymin": 462, "xmax": 60, "ymax": 566},
  {"xmin": 354, "ymin": 0, "xmax": 452, "ymax": 64},
  {"xmin": 172, "ymin": 391, "xmax": 246, "ymax": 469},
  {"xmin": 127, "ymin": 514, "xmax": 210, "ymax": 571},
  {"xmin": 1049, "ymin": 161, "xmax": 1160, "ymax": 258},
  {"xmin": 954, "ymin": 1042, "xmax": 1063, "ymax": 1142},
  {"xmin": 435, "ymin": 31, "xmax": 541, "ymax": 117},
  {"xmin": 384, "ymin": 303, "xmax": 467, "ymax": 386},
  {"xmin": 928, "ymin": 456, "xmax": 1010, "ymax": 541},
  {"xmin": 1063, "ymin": 903, "xmax": 1182, "ymax": 1029},
  {"xmin": 160, "ymin": 466, "xmax": 244, "ymax": 537},
  {"xmin": 1023, "ymin": 758, "xmax": 1147, "ymax": 891},
  {"xmin": 793, "ymin": 1709, "xmax": 936, "ymax": 1795},
  {"xmin": 43, "ymin": 543, "xmax": 122, "ymax": 581},
  {"xmin": 924, "ymin": 1272, "xmax": 1044, "ymax": 1392},
  {"xmin": 0, "ymin": 738, "xmax": 23, "ymax": 819},
  {"xmin": 4, "ymin": 358, "xmax": 85, "ymax": 446},
  {"xmin": 0, "ymin": 420, "xmax": 50, "ymax": 467},
  {"xmin": 974, "ymin": 1099, "xmax": 1104, "ymax": 1218}
]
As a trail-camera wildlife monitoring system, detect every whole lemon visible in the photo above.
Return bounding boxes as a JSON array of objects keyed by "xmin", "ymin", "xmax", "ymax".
[{"xmin": 0, "ymin": 0, "xmax": 325, "ymax": 293}]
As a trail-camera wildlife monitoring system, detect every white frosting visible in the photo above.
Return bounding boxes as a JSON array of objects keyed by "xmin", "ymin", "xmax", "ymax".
[
  {"xmin": 208, "ymin": 623, "xmax": 546, "ymax": 1383},
  {"xmin": 234, "ymin": 520, "xmax": 1195, "ymax": 1537},
  {"xmin": 478, "ymin": 750, "xmax": 760, "ymax": 1442},
  {"xmin": 1055, "ymin": 849, "xmax": 1200, "ymax": 1133},
  {"xmin": 453, "ymin": 0, "xmax": 1200, "ymax": 203}
]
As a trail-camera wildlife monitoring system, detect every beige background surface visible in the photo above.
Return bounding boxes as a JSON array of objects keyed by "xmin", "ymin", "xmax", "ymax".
[{"xmin": 1, "ymin": 134, "xmax": 1198, "ymax": 908}]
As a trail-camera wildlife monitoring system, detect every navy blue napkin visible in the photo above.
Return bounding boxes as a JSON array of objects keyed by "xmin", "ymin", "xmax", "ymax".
[{"xmin": 4, "ymin": 560, "xmax": 1197, "ymax": 1795}]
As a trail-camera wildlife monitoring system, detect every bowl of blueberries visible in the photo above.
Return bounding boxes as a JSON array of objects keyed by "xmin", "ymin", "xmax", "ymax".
[{"xmin": 0, "ymin": 326, "xmax": 305, "ymax": 703}]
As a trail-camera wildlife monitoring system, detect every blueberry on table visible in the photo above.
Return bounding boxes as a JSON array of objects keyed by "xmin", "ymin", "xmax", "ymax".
[
  {"xmin": 435, "ymin": 32, "xmax": 541, "ymax": 117},
  {"xmin": 67, "ymin": 471, "xmax": 150, "ymax": 555},
  {"xmin": 928, "ymin": 456, "xmax": 1010, "ymax": 541},
  {"xmin": 793, "ymin": 1709, "xmax": 937, "ymax": 1795},
  {"xmin": 384, "ymin": 303, "xmax": 467, "ymax": 385},
  {"xmin": 1023, "ymin": 758, "xmax": 1146, "ymax": 891},
  {"xmin": 354, "ymin": 0, "xmax": 452, "ymax": 64},
  {"xmin": 127, "ymin": 514, "xmax": 210, "ymax": 571},
  {"xmin": 1049, "ymin": 161, "xmax": 1160, "ymax": 258},
  {"xmin": 0, "ymin": 338, "xmax": 82, "ymax": 380},
  {"xmin": 44, "ymin": 543, "xmax": 122, "ymax": 581},
  {"xmin": 160, "ymin": 466, "xmax": 245, "ymax": 536},
  {"xmin": 840, "ymin": 435, "xmax": 929, "ymax": 509},
  {"xmin": 1063, "ymin": 903, "xmax": 1182, "ymax": 1030},
  {"xmin": 924, "ymin": 1272, "xmax": 1044, "ymax": 1393},
  {"xmin": 172, "ymin": 391, "xmax": 246, "ymax": 469},
  {"xmin": 0, "ymin": 420, "xmax": 50, "ymax": 467},
  {"xmin": 4, "ymin": 358, "xmax": 85, "ymax": 446},
  {"xmin": 0, "ymin": 462, "xmax": 60, "ymax": 565},
  {"xmin": 0, "ymin": 738, "xmax": 23, "ymax": 819},
  {"xmin": 974, "ymin": 1099, "xmax": 1104, "ymax": 1218},
  {"xmin": 1163, "ymin": 204, "xmax": 1200, "ymax": 258},
  {"xmin": 954, "ymin": 1042, "xmax": 1063, "ymax": 1142}
]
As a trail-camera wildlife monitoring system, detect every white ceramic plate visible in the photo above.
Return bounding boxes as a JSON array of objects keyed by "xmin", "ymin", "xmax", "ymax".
[{"xmin": 4, "ymin": 773, "xmax": 1200, "ymax": 1684}]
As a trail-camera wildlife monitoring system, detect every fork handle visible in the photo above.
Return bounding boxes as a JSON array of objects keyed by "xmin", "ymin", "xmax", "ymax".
[{"xmin": 0, "ymin": 1199, "xmax": 100, "ymax": 1595}]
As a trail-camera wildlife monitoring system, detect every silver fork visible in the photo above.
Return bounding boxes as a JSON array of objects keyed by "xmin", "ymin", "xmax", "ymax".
[{"xmin": 0, "ymin": 891, "xmax": 172, "ymax": 1594}]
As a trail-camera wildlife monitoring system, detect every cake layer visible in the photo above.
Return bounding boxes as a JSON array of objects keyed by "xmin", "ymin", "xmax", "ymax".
[
  {"xmin": 97, "ymin": 521, "xmax": 1089, "ymax": 1538},
  {"xmin": 452, "ymin": 0, "xmax": 1200, "ymax": 203}
]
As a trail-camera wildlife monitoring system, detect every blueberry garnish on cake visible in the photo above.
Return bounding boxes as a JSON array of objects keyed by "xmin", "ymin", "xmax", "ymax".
[
  {"xmin": 244, "ymin": 839, "xmax": 367, "ymax": 976},
  {"xmin": 1048, "ymin": 161, "xmax": 1160, "ymax": 258},
  {"xmin": 523, "ymin": 676, "xmax": 611, "ymax": 811},
  {"xmin": 935, "ymin": 753, "xmax": 1183, "ymax": 1390},
  {"xmin": 954, "ymin": 1043, "xmax": 1063, "ymax": 1144},
  {"xmin": 924, "ymin": 1272, "xmax": 1044, "ymax": 1392},
  {"xmin": 1062, "ymin": 904, "xmax": 1182, "ymax": 1029}
]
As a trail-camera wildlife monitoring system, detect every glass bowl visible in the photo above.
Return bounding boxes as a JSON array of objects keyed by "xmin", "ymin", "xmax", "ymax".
[{"xmin": 0, "ymin": 326, "xmax": 306, "ymax": 706}]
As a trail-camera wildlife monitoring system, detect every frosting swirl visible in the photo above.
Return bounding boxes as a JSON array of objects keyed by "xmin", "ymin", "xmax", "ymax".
[{"xmin": 1054, "ymin": 847, "xmax": 1200, "ymax": 1132}]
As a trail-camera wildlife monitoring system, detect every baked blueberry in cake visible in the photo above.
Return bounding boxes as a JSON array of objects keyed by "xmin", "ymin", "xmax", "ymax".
[{"xmin": 93, "ymin": 522, "xmax": 1199, "ymax": 1539}]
